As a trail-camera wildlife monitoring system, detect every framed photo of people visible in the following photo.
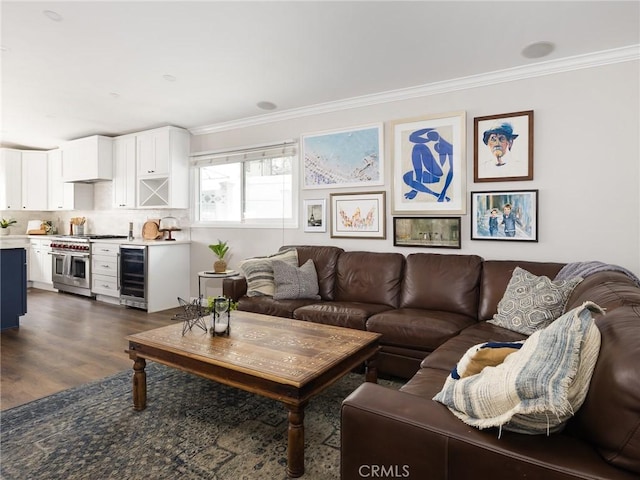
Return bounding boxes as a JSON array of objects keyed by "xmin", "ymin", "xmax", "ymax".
[
  {"xmin": 470, "ymin": 189, "xmax": 538, "ymax": 242},
  {"xmin": 474, "ymin": 110, "xmax": 534, "ymax": 182},
  {"xmin": 330, "ymin": 191, "xmax": 386, "ymax": 239},
  {"xmin": 390, "ymin": 111, "xmax": 466, "ymax": 215}
]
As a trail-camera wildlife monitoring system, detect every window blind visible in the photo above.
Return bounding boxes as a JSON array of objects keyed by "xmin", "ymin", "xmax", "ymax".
[{"xmin": 191, "ymin": 141, "xmax": 298, "ymax": 166}]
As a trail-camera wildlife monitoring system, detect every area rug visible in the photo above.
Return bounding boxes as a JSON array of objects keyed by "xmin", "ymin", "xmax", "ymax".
[{"xmin": 1, "ymin": 362, "xmax": 398, "ymax": 480}]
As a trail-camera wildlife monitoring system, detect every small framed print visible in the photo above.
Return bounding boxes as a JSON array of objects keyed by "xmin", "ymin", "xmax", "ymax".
[
  {"xmin": 330, "ymin": 191, "xmax": 386, "ymax": 239},
  {"xmin": 471, "ymin": 189, "xmax": 538, "ymax": 242},
  {"xmin": 303, "ymin": 199, "xmax": 326, "ymax": 232},
  {"xmin": 474, "ymin": 110, "xmax": 534, "ymax": 182},
  {"xmin": 393, "ymin": 217, "xmax": 461, "ymax": 249}
]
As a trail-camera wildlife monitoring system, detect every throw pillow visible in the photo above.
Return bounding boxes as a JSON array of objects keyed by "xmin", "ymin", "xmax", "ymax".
[
  {"xmin": 239, "ymin": 249, "xmax": 298, "ymax": 297},
  {"xmin": 433, "ymin": 301, "xmax": 603, "ymax": 435},
  {"xmin": 273, "ymin": 259, "xmax": 321, "ymax": 301},
  {"xmin": 488, "ymin": 266, "xmax": 583, "ymax": 335}
]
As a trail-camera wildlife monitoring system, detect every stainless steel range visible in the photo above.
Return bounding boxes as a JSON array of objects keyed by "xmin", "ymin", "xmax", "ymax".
[{"xmin": 51, "ymin": 235, "xmax": 126, "ymax": 297}]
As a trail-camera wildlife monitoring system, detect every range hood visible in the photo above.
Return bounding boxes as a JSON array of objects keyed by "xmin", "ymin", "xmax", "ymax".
[{"xmin": 62, "ymin": 135, "xmax": 113, "ymax": 183}]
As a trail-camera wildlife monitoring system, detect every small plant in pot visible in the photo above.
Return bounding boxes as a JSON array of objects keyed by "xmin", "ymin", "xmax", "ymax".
[
  {"xmin": 208, "ymin": 240, "xmax": 230, "ymax": 273},
  {"xmin": 0, "ymin": 218, "xmax": 17, "ymax": 236}
]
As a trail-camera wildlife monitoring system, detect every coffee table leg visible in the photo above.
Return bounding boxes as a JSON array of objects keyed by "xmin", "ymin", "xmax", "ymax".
[
  {"xmin": 365, "ymin": 352, "xmax": 379, "ymax": 383},
  {"xmin": 132, "ymin": 357, "xmax": 147, "ymax": 411},
  {"xmin": 286, "ymin": 403, "xmax": 306, "ymax": 478}
]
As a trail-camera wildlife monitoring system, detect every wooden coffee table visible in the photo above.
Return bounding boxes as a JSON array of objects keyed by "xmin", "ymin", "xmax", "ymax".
[{"xmin": 125, "ymin": 311, "xmax": 381, "ymax": 478}]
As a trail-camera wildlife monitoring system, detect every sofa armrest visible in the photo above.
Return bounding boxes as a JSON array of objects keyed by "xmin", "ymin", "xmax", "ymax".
[
  {"xmin": 222, "ymin": 277, "xmax": 247, "ymax": 302},
  {"xmin": 341, "ymin": 383, "xmax": 636, "ymax": 480}
]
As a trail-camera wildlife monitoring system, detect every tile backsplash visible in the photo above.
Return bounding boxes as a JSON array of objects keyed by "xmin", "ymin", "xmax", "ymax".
[{"xmin": 1, "ymin": 181, "xmax": 191, "ymax": 240}]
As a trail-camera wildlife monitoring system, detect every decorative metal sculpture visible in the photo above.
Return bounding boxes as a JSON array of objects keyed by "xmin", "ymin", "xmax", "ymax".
[{"xmin": 175, "ymin": 297, "xmax": 208, "ymax": 336}]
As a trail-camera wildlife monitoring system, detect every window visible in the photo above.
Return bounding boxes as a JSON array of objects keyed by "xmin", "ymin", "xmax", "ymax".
[{"xmin": 193, "ymin": 142, "xmax": 298, "ymax": 227}]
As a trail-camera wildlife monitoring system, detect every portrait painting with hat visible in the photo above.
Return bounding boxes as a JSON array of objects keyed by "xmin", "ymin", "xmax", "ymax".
[
  {"xmin": 483, "ymin": 122, "xmax": 519, "ymax": 166},
  {"xmin": 474, "ymin": 110, "xmax": 533, "ymax": 182}
]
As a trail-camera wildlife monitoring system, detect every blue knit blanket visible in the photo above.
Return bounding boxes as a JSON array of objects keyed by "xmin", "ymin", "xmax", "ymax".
[{"xmin": 555, "ymin": 261, "xmax": 640, "ymax": 287}]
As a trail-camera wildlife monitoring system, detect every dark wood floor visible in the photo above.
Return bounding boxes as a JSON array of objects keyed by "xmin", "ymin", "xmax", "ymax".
[{"xmin": 1, "ymin": 288, "xmax": 182, "ymax": 411}]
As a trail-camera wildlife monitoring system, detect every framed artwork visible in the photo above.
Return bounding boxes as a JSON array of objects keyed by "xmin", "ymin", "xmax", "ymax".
[
  {"xmin": 471, "ymin": 189, "xmax": 538, "ymax": 242},
  {"xmin": 303, "ymin": 199, "xmax": 326, "ymax": 232},
  {"xmin": 393, "ymin": 217, "xmax": 461, "ymax": 249},
  {"xmin": 302, "ymin": 124, "xmax": 383, "ymax": 189},
  {"xmin": 391, "ymin": 111, "xmax": 466, "ymax": 215},
  {"xmin": 330, "ymin": 191, "xmax": 386, "ymax": 239},
  {"xmin": 474, "ymin": 110, "xmax": 534, "ymax": 182}
]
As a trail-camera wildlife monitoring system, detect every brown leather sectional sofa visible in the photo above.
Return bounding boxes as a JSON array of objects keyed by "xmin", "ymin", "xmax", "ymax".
[{"xmin": 223, "ymin": 245, "xmax": 640, "ymax": 479}]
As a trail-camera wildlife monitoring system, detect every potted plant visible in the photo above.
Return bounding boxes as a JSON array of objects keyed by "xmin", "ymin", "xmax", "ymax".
[
  {"xmin": 0, "ymin": 218, "xmax": 17, "ymax": 236},
  {"xmin": 208, "ymin": 240, "xmax": 230, "ymax": 273}
]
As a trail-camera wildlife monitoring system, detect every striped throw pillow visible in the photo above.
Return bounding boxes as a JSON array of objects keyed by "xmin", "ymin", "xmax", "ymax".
[{"xmin": 239, "ymin": 249, "xmax": 298, "ymax": 297}]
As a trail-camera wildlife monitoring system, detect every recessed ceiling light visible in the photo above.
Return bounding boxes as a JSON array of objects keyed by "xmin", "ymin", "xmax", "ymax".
[
  {"xmin": 163, "ymin": 74, "xmax": 177, "ymax": 82},
  {"xmin": 0, "ymin": 45, "xmax": 8, "ymax": 52},
  {"xmin": 43, "ymin": 10, "xmax": 63, "ymax": 22},
  {"xmin": 109, "ymin": 92, "xmax": 120, "ymax": 98},
  {"xmin": 521, "ymin": 41, "xmax": 555, "ymax": 59},
  {"xmin": 256, "ymin": 101, "xmax": 277, "ymax": 111}
]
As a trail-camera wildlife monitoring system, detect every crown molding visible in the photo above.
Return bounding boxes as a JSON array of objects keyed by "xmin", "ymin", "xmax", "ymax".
[{"xmin": 189, "ymin": 45, "xmax": 640, "ymax": 137}]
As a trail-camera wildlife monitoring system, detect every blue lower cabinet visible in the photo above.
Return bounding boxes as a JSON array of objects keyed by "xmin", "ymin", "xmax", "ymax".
[{"xmin": 1, "ymin": 248, "xmax": 27, "ymax": 330}]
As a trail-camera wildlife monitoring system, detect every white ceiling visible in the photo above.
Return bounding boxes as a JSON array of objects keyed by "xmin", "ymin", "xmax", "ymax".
[{"xmin": 2, "ymin": 1, "xmax": 639, "ymax": 150}]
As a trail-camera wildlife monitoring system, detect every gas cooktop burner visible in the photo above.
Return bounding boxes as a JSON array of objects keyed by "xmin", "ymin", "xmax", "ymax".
[{"xmin": 56, "ymin": 234, "xmax": 128, "ymax": 241}]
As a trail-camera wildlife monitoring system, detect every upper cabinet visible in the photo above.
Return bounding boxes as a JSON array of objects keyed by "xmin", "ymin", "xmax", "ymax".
[
  {"xmin": 135, "ymin": 126, "xmax": 190, "ymax": 209},
  {"xmin": 112, "ymin": 135, "xmax": 137, "ymax": 209},
  {"xmin": 62, "ymin": 135, "xmax": 113, "ymax": 183},
  {"xmin": 21, "ymin": 151, "xmax": 48, "ymax": 210},
  {"xmin": 48, "ymin": 149, "xmax": 94, "ymax": 211},
  {"xmin": 0, "ymin": 148, "xmax": 22, "ymax": 210}
]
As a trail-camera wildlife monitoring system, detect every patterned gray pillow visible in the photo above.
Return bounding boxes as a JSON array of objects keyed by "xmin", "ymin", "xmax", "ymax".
[
  {"xmin": 273, "ymin": 259, "xmax": 321, "ymax": 300},
  {"xmin": 488, "ymin": 266, "xmax": 583, "ymax": 335}
]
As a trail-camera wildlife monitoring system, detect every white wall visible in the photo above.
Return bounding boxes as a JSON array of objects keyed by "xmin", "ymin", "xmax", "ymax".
[{"xmin": 191, "ymin": 60, "xmax": 640, "ymax": 298}]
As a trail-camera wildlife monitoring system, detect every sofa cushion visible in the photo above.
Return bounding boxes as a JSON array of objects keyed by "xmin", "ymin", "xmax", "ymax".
[
  {"xmin": 273, "ymin": 259, "xmax": 320, "ymax": 300},
  {"xmin": 239, "ymin": 249, "xmax": 298, "ymax": 297},
  {"xmin": 367, "ymin": 308, "xmax": 476, "ymax": 352},
  {"xmin": 420, "ymin": 321, "xmax": 526, "ymax": 373},
  {"xmin": 401, "ymin": 253, "xmax": 482, "ymax": 318},
  {"xmin": 294, "ymin": 302, "xmax": 392, "ymax": 330},
  {"xmin": 433, "ymin": 302, "xmax": 603, "ymax": 434},
  {"xmin": 478, "ymin": 261, "xmax": 565, "ymax": 321},
  {"xmin": 281, "ymin": 245, "xmax": 344, "ymax": 300},
  {"xmin": 488, "ymin": 267, "xmax": 583, "ymax": 335},
  {"xmin": 335, "ymin": 251, "xmax": 404, "ymax": 308},
  {"xmin": 568, "ymin": 305, "xmax": 640, "ymax": 474}
]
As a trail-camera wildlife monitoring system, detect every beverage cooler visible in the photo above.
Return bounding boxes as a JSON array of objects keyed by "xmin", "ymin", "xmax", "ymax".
[{"xmin": 119, "ymin": 245, "xmax": 147, "ymax": 310}]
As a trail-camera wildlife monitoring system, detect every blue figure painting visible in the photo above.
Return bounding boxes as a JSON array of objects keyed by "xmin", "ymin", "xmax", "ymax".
[{"xmin": 402, "ymin": 128, "xmax": 453, "ymax": 203}]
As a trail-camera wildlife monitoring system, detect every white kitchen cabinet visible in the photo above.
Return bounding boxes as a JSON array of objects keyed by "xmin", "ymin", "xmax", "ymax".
[
  {"xmin": 21, "ymin": 151, "xmax": 48, "ymax": 210},
  {"xmin": 0, "ymin": 148, "xmax": 22, "ymax": 210},
  {"xmin": 62, "ymin": 135, "xmax": 113, "ymax": 182},
  {"xmin": 136, "ymin": 129, "xmax": 170, "ymax": 176},
  {"xmin": 48, "ymin": 149, "xmax": 94, "ymax": 211},
  {"xmin": 145, "ymin": 242, "xmax": 190, "ymax": 313},
  {"xmin": 91, "ymin": 242, "xmax": 120, "ymax": 300},
  {"xmin": 28, "ymin": 238, "xmax": 53, "ymax": 288},
  {"xmin": 112, "ymin": 135, "xmax": 137, "ymax": 209},
  {"xmin": 136, "ymin": 126, "xmax": 190, "ymax": 209}
]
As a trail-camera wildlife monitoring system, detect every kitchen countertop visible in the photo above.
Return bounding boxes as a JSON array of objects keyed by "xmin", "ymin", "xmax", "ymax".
[
  {"xmin": 0, "ymin": 235, "xmax": 190, "ymax": 248},
  {"xmin": 0, "ymin": 236, "xmax": 30, "ymax": 249},
  {"xmin": 92, "ymin": 238, "xmax": 191, "ymax": 246}
]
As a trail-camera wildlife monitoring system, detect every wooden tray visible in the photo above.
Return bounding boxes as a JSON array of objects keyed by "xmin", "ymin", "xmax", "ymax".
[{"xmin": 142, "ymin": 220, "xmax": 163, "ymax": 240}]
